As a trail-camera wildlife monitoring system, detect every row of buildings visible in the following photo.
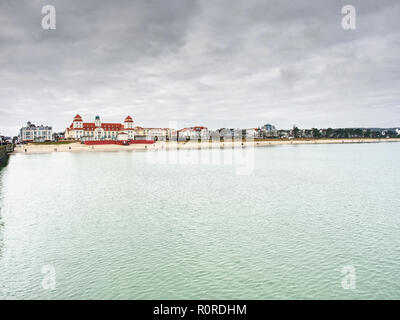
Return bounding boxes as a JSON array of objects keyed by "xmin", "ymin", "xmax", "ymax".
[
  {"xmin": 19, "ymin": 114, "xmax": 279, "ymax": 143},
  {"xmin": 17, "ymin": 114, "xmax": 400, "ymax": 143}
]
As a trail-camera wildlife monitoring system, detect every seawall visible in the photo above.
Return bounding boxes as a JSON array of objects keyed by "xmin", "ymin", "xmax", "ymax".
[{"xmin": 0, "ymin": 145, "xmax": 12, "ymax": 164}]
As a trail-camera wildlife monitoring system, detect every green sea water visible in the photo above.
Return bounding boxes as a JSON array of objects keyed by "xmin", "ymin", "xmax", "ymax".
[{"xmin": 0, "ymin": 143, "xmax": 399, "ymax": 299}]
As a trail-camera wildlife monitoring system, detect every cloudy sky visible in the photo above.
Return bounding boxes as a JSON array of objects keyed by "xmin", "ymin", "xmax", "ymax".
[{"xmin": 0, "ymin": 0, "xmax": 399, "ymax": 135}]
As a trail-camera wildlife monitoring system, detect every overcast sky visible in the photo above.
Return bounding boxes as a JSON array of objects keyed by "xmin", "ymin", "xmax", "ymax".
[{"xmin": 0, "ymin": 0, "xmax": 399, "ymax": 135}]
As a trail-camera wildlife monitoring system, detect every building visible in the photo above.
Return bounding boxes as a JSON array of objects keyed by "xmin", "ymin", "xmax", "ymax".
[
  {"xmin": 230, "ymin": 128, "xmax": 243, "ymax": 139},
  {"xmin": 261, "ymin": 124, "xmax": 278, "ymax": 137},
  {"xmin": 128, "ymin": 127, "xmax": 173, "ymax": 141},
  {"xmin": 0, "ymin": 136, "xmax": 11, "ymax": 145},
  {"xmin": 143, "ymin": 128, "xmax": 171, "ymax": 141},
  {"xmin": 277, "ymin": 130, "xmax": 290, "ymax": 138},
  {"xmin": 19, "ymin": 122, "xmax": 53, "ymax": 142},
  {"xmin": 244, "ymin": 128, "xmax": 259, "ymax": 138},
  {"xmin": 177, "ymin": 126, "xmax": 209, "ymax": 141},
  {"xmin": 52, "ymin": 131, "xmax": 65, "ymax": 141},
  {"xmin": 262, "ymin": 124, "xmax": 275, "ymax": 131},
  {"xmin": 65, "ymin": 115, "xmax": 135, "ymax": 141}
]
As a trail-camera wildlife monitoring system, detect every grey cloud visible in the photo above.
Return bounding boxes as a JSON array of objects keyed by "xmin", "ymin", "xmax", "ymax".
[{"xmin": 0, "ymin": 0, "xmax": 399, "ymax": 136}]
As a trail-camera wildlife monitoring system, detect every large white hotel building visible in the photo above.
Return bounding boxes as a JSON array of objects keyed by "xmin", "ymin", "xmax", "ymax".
[{"xmin": 64, "ymin": 114, "xmax": 135, "ymax": 141}]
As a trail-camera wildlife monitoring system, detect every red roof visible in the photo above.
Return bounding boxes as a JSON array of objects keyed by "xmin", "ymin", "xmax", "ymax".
[
  {"xmin": 100, "ymin": 123, "xmax": 124, "ymax": 131},
  {"xmin": 178, "ymin": 126, "xmax": 208, "ymax": 132},
  {"xmin": 74, "ymin": 114, "xmax": 83, "ymax": 121},
  {"xmin": 124, "ymin": 115, "xmax": 133, "ymax": 123},
  {"xmin": 69, "ymin": 122, "xmax": 124, "ymax": 131}
]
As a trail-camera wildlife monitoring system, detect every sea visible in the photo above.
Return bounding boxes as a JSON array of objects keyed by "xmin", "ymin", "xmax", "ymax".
[{"xmin": 0, "ymin": 143, "xmax": 399, "ymax": 299}]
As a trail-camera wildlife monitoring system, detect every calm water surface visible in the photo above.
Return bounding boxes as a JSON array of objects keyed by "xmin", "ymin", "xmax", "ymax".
[{"xmin": 0, "ymin": 143, "xmax": 399, "ymax": 299}]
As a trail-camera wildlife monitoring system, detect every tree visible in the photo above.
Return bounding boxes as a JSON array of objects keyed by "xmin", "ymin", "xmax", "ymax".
[
  {"xmin": 312, "ymin": 128, "xmax": 321, "ymax": 138},
  {"xmin": 387, "ymin": 130, "xmax": 397, "ymax": 138},
  {"xmin": 326, "ymin": 128, "xmax": 334, "ymax": 138},
  {"xmin": 354, "ymin": 128, "xmax": 363, "ymax": 137},
  {"xmin": 292, "ymin": 126, "xmax": 300, "ymax": 138}
]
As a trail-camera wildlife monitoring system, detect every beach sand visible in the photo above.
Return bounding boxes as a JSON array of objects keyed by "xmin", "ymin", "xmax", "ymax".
[
  {"xmin": 12, "ymin": 142, "xmax": 155, "ymax": 154},
  {"xmin": 11, "ymin": 138, "xmax": 400, "ymax": 154}
]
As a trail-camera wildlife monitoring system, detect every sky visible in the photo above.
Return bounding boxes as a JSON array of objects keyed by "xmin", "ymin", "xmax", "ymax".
[{"xmin": 0, "ymin": 0, "xmax": 399, "ymax": 136}]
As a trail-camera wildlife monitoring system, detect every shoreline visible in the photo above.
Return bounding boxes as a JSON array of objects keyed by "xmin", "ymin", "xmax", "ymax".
[{"xmin": 11, "ymin": 138, "xmax": 400, "ymax": 154}]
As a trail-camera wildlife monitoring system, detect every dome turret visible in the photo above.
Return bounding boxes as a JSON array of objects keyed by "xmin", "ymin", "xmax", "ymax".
[
  {"xmin": 124, "ymin": 115, "xmax": 134, "ymax": 129},
  {"xmin": 95, "ymin": 115, "xmax": 101, "ymax": 127}
]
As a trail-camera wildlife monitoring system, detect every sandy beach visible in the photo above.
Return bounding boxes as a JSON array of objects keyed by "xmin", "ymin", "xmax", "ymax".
[{"xmin": 11, "ymin": 138, "xmax": 400, "ymax": 154}]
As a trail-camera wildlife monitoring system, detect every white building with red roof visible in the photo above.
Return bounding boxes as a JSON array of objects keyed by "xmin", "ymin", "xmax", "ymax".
[{"xmin": 65, "ymin": 114, "xmax": 135, "ymax": 141}]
